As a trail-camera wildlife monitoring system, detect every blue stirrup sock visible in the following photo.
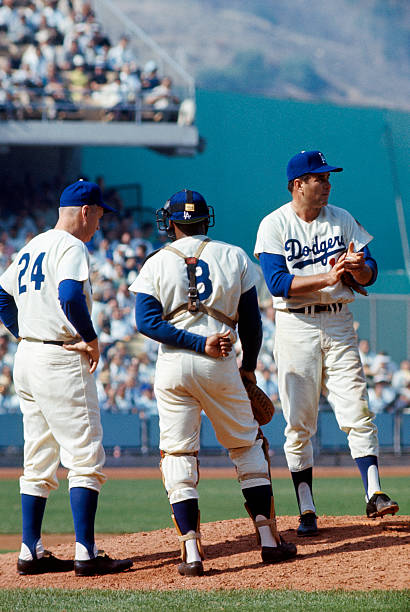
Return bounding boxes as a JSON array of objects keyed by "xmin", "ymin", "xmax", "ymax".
[
  {"xmin": 70, "ymin": 487, "xmax": 99, "ymax": 558},
  {"xmin": 171, "ymin": 498, "xmax": 199, "ymax": 535},
  {"xmin": 242, "ymin": 484, "xmax": 273, "ymax": 519},
  {"xmin": 21, "ymin": 494, "xmax": 47, "ymax": 559},
  {"xmin": 355, "ymin": 455, "xmax": 381, "ymax": 500}
]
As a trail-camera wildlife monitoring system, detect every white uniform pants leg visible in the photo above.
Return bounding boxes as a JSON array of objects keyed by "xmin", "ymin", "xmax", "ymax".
[
  {"xmin": 274, "ymin": 310, "xmax": 322, "ymax": 472},
  {"xmin": 322, "ymin": 310, "xmax": 378, "ymax": 458},
  {"xmin": 14, "ymin": 341, "xmax": 106, "ymax": 498}
]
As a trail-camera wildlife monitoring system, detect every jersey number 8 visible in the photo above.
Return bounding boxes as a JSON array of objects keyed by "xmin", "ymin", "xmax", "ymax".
[{"xmin": 190, "ymin": 259, "xmax": 212, "ymax": 301}]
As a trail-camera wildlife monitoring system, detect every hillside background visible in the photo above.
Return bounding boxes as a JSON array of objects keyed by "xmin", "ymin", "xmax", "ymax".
[{"xmin": 117, "ymin": 0, "xmax": 410, "ymax": 110}]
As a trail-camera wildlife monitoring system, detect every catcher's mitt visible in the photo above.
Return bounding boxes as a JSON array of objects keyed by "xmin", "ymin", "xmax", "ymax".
[
  {"xmin": 242, "ymin": 378, "xmax": 275, "ymax": 426},
  {"xmin": 341, "ymin": 271, "xmax": 368, "ymax": 296}
]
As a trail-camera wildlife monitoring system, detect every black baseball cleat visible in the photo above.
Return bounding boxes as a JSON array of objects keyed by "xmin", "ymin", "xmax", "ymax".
[
  {"xmin": 17, "ymin": 550, "xmax": 74, "ymax": 575},
  {"xmin": 297, "ymin": 511, "xmax": 318, "ymax": 537},
  {"xmin": 177, "ymin": 560, "xmax": 204, "ymax": 577},
  {"xmin": 74, "ymin": 552, "xmax": 133, "ymax": 576},
  {"xmin": 261, "ymin": 537, "xmax": 297, "ymax": 563},
  {"xmin": 366, "ymin": 493, "xmax": 399, "ymax": 518}
]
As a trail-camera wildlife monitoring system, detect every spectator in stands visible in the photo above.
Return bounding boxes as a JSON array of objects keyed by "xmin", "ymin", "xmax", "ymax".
[
  {"xmin": 42, "ymin": 0, "xmax": 65, "ymax": 34},
  {"xmin": 143, "ymin": 76, "xmax": 180, "ymax": 122},
  {"xmin": 256, "ymin": 367, "xmax": 279, "ymax": 403},
  {"xmin": 107, "ymin": 35, "xmax": 135, "ymax": 71},
  {"xmin": 140, "ymin": 60, "xmax": 160, "ymax": 90},
  {"xmin": 110, "ymin": 306, "xmax": 134, "ymax": 342},
  {"xmin": 368, "ymin": 376, "xmax": 397, "ymax": 414},
  {"xmin": 89, "ymin": 61, "xmax": 107, "ymax": 90},
  {"xmin": 371, "ymin": 351, "xmax": 397, "ymax": 382},
  {"xmin": 116, "ymin": 282, "xmax": 135, "ymax": 313},
  {"xmin": 136, "ymin": 383, "xmax": 158, "ymax": 416},
  {"xmin": 392, "ymin": 360, "xmax": 410, "ymax": 394},
  {"xmin": 46, "ymin": 80, "xmax": 77, "ymax": 119},
  {"xmin": 8, "ymin": 11, "xmax": 35, "ymax": 45},
  {"xmin": 21, "ymin": 41, "xmax": 48, "ymax": 80},
  {"xmin": 394, "ymin": 381, "xmax": 410, "ymax": 413},
  {"xmin": 101, "ymin": 385, "xmax": 120, "ymax": 413},
  {"xmin": 66, "ymin": 53, "xmax": 90, "ymax": 103},
  {"xmin": 0, "ymin": 0, "xmax": 16, "ymax": 33},
  {"xmin": 58, "ymin": 38, "xmax": 81, "ymax": 70},
  {"xmin": 358, "ymin": 339, "xmax": 376, "ymax": 378},
  {"xmin": 114, "ymin": 383, "xmax": 131, "ymax": 414}
]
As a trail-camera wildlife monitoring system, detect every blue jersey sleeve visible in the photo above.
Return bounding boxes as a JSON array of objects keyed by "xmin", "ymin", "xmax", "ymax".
[
  {"xmin": 362, "ymin": 245, "xmax": 378, "ymax": 286},
  {"xmin": 58, "ymin": 279, "xmax": 97, "ymax": 343},
  {"xmin": 135, "ymin": 293, "xmax": 207, "ymax": 353},
  {"xmin": 259, "ymin": 252, "xmax": 294, "ymax": 298},
  {"xmin": 237, "ymin": 286, "xmax": 262, "ymax": 371},
  {"xmin": 0, "ymin": 285, "xmax": 19, "ymax": 338}
]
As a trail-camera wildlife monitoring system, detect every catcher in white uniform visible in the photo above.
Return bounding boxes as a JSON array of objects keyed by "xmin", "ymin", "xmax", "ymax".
[
  {"xmin": 255, "ymin": 151, "xmax": 399, "ymax": 536},
  {"xmin": 0, "ymin": 180, "xmax": 132, "ymax": 576},
  {"xmin": 129, "ymin": 189, "xmax": 296, "ymax": 576}
]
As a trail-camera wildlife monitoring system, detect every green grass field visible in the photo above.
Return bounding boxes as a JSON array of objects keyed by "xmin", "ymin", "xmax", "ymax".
[
  {"xmin": 0, "ymin": 588, "xmax": 408, "ymax": 612},
  {"xmin": 0, "ymin": 475, "xmax": 408, "ymax": 611},
  {"xmin": 0, "ymin": 476, "xmax": 407, "ymax": 535}
]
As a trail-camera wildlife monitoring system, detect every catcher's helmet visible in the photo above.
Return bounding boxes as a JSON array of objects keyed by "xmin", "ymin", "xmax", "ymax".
[{"xmin": 156, "ymin": 189, "xmax": 215, "ymax": 236}]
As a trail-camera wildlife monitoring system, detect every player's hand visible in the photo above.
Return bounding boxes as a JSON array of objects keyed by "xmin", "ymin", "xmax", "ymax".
[
  {"xmin": 63, "ymin": 337, "xmax": 100, "ymax": 373},
  {"xmin": 343, "ymin": 241, "xmax": 372, "ymax": 285},
  {"xmin": 239, "ymin": 368, "xmax": 256, "ymax": 384},
  {"xmin": 326, "ymin": 252, "xmax": 347, "ymax": 286},
  {"xmin": 205, "ymin": 331, "xmax": 232, "ymax": 358}
]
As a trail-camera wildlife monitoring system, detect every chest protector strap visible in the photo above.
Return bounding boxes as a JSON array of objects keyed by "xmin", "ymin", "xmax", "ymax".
[{"xmin": 163, "ymin": 238, "xmax": 238, "ymax": 330}]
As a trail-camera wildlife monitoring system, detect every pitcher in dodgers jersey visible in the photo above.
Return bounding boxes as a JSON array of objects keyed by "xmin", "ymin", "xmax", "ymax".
[
  {"xmin": 129, "ymin": 189, "xmax": 296, "ymax": 577},
  {"xmin": 254, "ymin": 151, "xmax": 399, "ymax": 537},
  {"xmin": 0, "ymin": 180, "xmax": 133, "ymax": 576}
]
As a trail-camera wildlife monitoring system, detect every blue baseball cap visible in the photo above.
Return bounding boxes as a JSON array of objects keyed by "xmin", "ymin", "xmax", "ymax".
[
  {"xmin": 60, "ymin": 180, "xmax": 117, "ymax": 213},
  {"xmin": 166, "ymin": 189, "xmax": 209, "ymax": 223},
  {"xmin": 287, "ymin": 150, "xmax": 343, "ymax": 181}
]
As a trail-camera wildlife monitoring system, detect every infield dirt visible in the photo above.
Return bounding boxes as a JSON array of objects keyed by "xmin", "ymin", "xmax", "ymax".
[{"xmin": 0, "ymin": 467, "xmax": 408, "ymax": 591}]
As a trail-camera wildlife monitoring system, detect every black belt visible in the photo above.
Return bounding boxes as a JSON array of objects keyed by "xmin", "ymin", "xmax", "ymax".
[
  {"xmin": 43, "ymin": 340, "xmax": 64, "ymax": 345},
  {"xmin": 288, "ymin": 303, "xmax": 343, "ymax": 314}
]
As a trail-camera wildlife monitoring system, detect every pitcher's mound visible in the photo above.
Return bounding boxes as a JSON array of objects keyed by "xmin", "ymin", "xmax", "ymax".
[{"xmin": 0, "ymin": 516, "xmax": 408, "ymax": 591}]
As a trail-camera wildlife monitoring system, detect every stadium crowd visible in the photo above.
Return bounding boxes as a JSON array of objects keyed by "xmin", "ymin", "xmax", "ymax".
[
  {"xmin": 0, "ymin": 0, "xmax": 181, "ymax": 122},
  {"xmin": 0, "ymin": 175, "xmax": 409, "ymax": 421}
]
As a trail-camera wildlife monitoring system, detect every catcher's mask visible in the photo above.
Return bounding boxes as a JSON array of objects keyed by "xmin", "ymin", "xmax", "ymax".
[{"xmin": 156, "ymin": 189, "xmax": 215, "ymax": 239}]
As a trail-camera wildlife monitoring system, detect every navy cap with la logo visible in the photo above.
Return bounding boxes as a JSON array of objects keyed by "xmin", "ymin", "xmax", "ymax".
[
  {"xmin": 166, "ymin": 189, "xmax": 209, "ymax": 223},
  {"xmin": 287, "ymin": 150, "xmax": 343, "ymax": 181}
]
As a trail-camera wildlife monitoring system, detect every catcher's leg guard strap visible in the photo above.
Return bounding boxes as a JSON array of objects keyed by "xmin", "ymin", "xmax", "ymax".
[
  {"xmin": 160, "ymin": 452, "xmax": 199, "ymax": 504},
  {"xmin": 172, "ymin": 511, "xmax": 204, "ymax": 561},
  {"xmin": 229, "ymin": 438, "xmax": 270, "ymax": 489},
  {"xmin": 244, "ymin": 496, "xmax": 281, "ymax": 546}
]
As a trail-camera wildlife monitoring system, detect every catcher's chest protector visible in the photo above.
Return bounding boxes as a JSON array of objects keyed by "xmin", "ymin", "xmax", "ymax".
[{"xmin": 163, "ymin": 239, "xmax": 238, "ymax": 329}]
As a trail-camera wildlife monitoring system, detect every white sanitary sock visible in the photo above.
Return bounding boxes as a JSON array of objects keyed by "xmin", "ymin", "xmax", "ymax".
[
  {"xmin": 19, "ymin": 539, "xmax": 44, "ymax": 561},
  {"xmin": 75, "ymin": 542, "xmax": 98, "ymax": 561},
  {"xmin": 366, "ymin": 465, "xmax": 382, "ymax": 500},
  {"xmin": 255, "ymin": 514, "xmax": 277, "ymax": 548},
  {"xmin": 185, "ymin": 531, "xmax": 202, "ymax": 563},
  {"xmin": 298, "ymin": 482, "xmax": 316, "ymax": 514}
]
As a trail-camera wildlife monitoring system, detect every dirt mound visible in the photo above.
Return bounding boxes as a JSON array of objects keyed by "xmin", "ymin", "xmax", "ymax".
[{"xmin": 0, "ymin": 516, "xmax": 408, "ymax": 591}]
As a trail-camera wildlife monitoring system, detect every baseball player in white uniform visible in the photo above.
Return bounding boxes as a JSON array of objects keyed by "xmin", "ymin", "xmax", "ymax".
[
  {"xmin": 0, "ymin": 180, "xmax": 133, "ymax": 576},
  {"xmin": 129, "ymin": 189, "xmax": 296, "ymax": 576},
  {"xmin": 255, "ymin": 151, "xmax": 399, "ymax": 536}
]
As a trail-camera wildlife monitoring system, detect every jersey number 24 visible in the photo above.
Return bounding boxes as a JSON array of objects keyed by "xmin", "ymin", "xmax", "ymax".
[{"xmin": 18, "ymin": 252, "xmax": 46, "ymax": 294}]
